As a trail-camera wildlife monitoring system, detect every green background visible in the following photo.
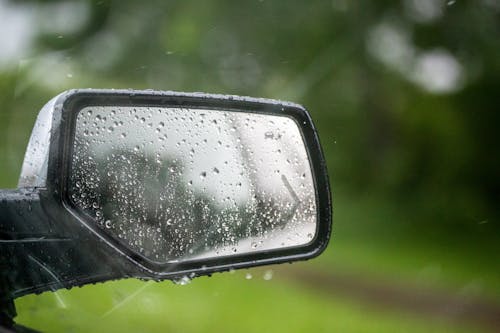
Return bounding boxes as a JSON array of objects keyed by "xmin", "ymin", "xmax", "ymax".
[{"xmin": 0, "ymin": 0, "xmax": 499, "ymax": 332}]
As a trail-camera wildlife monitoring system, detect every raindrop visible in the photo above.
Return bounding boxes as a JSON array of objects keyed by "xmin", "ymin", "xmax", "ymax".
[
  {"xmin": 213, "ymin": 167, "xmax": 220, "ymax": 174},
  {"xmin": 245, "ymin": 273, "xmax": 253, "ymax": 280},
  {"xmin": 200, "ymin": 171, "xmax": 207, "ymax": 179},
  {"xmin": 174, "ymin": 276, "xmax": 191, "ymax": 285},
  {"xmin": 263, "ymin": 270, "xmax": 274, "ymax": 281}
]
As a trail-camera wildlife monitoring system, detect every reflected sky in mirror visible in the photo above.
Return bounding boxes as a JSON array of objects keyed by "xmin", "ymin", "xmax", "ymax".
[{"xmin": 69, "ymin": 106, "xmax": 317, "ymax": 263}]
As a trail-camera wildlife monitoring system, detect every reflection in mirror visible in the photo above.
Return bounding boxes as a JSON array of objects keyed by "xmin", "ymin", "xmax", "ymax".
[{"xmin": 69, "ymin": 106, "xmax": 317, "ymax": 263}]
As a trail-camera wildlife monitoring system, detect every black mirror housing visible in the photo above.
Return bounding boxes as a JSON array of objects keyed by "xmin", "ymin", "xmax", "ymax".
[{"xmin": 0, "ymin": 89, "xmax": 332, "ymax": 299}]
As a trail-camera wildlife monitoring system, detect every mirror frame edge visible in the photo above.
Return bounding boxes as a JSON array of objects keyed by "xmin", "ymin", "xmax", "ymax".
[{"xmin": 41, "ymin": 89, "xmax": 332, "ymax": 280}]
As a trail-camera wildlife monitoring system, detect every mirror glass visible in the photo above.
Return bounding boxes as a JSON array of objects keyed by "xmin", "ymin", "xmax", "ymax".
[{"xmin": 69, "ymin": 106, "xmax": 317, "ymax": 263}]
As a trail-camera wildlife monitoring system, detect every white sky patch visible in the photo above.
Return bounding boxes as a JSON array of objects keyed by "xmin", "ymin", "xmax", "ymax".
[
  {"xmin": 367, "ymin": 20, "xmax": 465, "ymax": 94},
  {"xmin": 366, "ymin": 22, "xmax": 415, "ymax": 73},
  {"xmin": 0, "ymin": 0, "xmax": 35, "ymax": 68},
  {"xmin": 404, "ymin": 0, "xmax": 444, "ymax": 24},
  {"xmin": 36, "ymin": 1, "xmax": 90, "ymax": 36},
  {"xmin": 411, "ymin": 49, "xmax": 464, "ymax": 94}
]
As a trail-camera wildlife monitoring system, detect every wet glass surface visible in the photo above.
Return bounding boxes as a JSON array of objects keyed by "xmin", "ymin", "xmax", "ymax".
[{"xmin": 69, "ymin": 106, "xmax": 317, "ymax": 263}]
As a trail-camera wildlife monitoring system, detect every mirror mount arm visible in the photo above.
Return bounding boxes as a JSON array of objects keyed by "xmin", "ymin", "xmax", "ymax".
[
  {"xmin": 0, "ymin": 189, "xmax": 46, "ymax": 327},
  {"xmin": 0, "ymin": 188, "xmax": 70, "ymax": 300},
  {"xmin": 0, "ymin": 189, "xmax": 127, "ymax": 300},
  {"xmin": 0, "ymin": 287, "xmax": 16, "ymax": 329}
]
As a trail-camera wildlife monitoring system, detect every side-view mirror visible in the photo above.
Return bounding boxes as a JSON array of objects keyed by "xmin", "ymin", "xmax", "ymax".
[{"xmin": 0, "ymin": 89, "xmax": 331, "ymax": 300}]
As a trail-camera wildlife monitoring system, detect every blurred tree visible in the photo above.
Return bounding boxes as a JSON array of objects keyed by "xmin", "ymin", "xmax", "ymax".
[{"xmin": 1, "ymin": 0, "xmax": 499, "ymax": 235}]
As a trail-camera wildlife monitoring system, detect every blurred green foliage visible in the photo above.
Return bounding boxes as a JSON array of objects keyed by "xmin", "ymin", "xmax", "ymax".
[{"xmin": 0, "ymin": 0, "xmax": 499, "ymax": 332}]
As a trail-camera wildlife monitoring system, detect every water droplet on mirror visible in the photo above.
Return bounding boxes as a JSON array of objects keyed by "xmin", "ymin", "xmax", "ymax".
[
  {"xmin": 200, "ymin": 171, "xmax": 207, "ymax": 179},
  {"xmin": 213, "ymin": 167, "xmax": 220, "ymax": 174},
  {"xmin": 174, "ymin": 276, "xmax": 191, "ymax": 285}
]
